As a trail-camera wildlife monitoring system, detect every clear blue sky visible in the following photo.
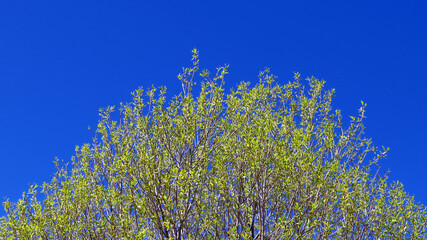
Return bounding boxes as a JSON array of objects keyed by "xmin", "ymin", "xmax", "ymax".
[{"xmin": 1, "ymin": 1, "xmax": 426, "ymax": 213}]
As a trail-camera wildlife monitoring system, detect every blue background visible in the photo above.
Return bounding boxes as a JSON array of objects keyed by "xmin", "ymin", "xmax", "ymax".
[{"xmin": 1, "ymin": 1, "xmax": 426, "ymax": 214}]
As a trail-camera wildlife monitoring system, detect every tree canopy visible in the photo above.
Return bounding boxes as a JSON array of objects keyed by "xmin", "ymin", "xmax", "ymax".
[{"xmin": 1, "ymin": 49, "xmax": 426, "ymax": 239}]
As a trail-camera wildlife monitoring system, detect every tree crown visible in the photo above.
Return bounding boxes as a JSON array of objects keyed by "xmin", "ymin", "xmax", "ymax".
[{"xmin": 1, "ymin": 49, "xmax": 426, "ymax": 239}]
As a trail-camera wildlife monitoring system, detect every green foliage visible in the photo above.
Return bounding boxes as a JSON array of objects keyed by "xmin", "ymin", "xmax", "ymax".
[{"xmin": 1, "ymin": 49, "xmax": 426, "ymax": 239}]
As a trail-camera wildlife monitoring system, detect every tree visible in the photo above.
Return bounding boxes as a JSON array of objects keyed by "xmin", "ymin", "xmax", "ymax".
[{"xmin": 1, "ymin": 49, "xmax": 426, "ymax": 239}]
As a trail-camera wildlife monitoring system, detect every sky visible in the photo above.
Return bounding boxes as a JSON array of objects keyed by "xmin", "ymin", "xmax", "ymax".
[{"xmin": 1, "ymin": 1, "xmax": 426, "ymax": 214}]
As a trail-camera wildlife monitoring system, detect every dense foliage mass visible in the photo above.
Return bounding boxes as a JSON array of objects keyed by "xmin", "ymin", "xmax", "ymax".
[{"xmin": 1, "ymin": 50, "xmax": 426, "ymax": 239}]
